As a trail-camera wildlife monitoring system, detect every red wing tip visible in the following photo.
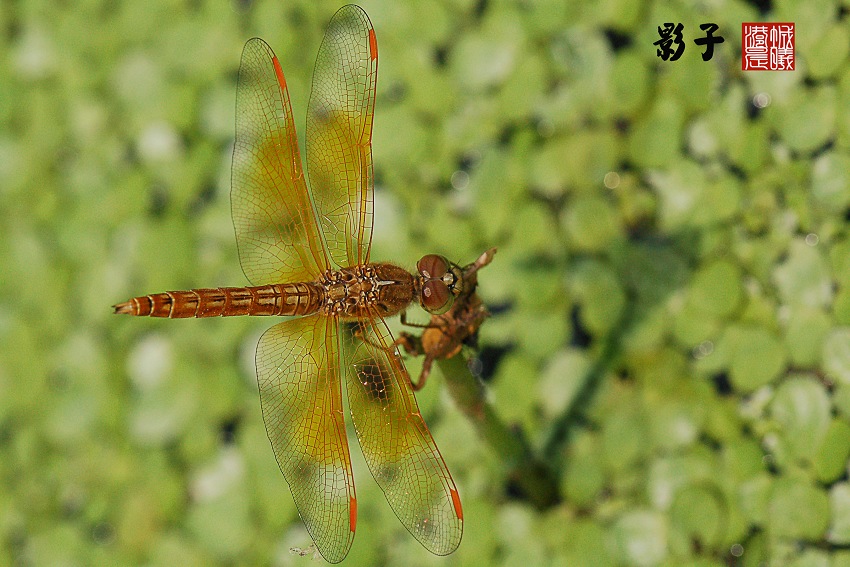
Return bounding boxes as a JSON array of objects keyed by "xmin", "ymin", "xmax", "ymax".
[
  {"xmin": 350, "ymin": 496, "xmax": 358, "ymax": 533},
  {"xmin": 113, "ymin": 301, "xmax": 133, "ymax": 315},
  {"xmin": 368, "ymin": 29, "xmax": 377, "ymax": 61},
  {"xmin": 272, "ymin": 55, "xmax": 287, "ymax": 89},
  {"xmin": 450, "ymin": 488, "xmax": 463, "ymax": 521}
]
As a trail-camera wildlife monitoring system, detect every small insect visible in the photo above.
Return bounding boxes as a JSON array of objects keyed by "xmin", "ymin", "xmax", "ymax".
[{"xmin": 396, "ymin": 248, "xmax": 497, "ymax": 390}]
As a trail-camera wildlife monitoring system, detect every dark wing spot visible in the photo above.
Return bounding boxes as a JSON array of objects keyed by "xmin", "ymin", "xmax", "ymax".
[{"xmin": 356, "ymin": 359, "xmax": 393, "ymax": 406}]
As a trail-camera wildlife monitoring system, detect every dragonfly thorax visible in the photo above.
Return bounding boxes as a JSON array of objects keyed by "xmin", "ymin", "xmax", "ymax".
[{"xmin": 320, "ymin": 263, "xmax": 415, "ymax": 319}]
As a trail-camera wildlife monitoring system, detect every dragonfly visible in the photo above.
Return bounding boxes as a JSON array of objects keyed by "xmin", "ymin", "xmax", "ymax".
[
  {"xmin": 113, "ymin": 5, "xmax": 473, "ymax": 563},
  {"xmin": 397, "ymin": 247, "xmax": 496, "ymax": 391}
]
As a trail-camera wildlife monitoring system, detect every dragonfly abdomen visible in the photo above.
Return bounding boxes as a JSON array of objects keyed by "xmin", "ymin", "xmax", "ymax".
[{"xmin": 113, "ymin": 283, "xmax": 322, "ymax": 318}]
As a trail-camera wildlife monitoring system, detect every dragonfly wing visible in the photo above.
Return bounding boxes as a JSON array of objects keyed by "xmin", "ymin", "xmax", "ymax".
[
  {"xmin": 256, "ymin": 317, "xmax": 355, "ymax": 563},
  {"xmin": 341, "ymin": 316, "xmax": 463, "ymax": 555},
  {"xmin": 306, "ymin": 4, "xmax": 377, "ymax": 269},
  {"xmin": 232, "ymin": 38, "xmax": 328, "ymax": 285}
]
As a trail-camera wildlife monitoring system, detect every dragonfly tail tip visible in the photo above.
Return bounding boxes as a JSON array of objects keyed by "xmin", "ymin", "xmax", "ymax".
[{"xmin": 113, "ymin": 301, "xmax": 133, "ymax": 315}]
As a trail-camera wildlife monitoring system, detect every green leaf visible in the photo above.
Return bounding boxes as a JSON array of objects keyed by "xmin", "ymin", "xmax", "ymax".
[
  {"xmin": 773, "ymin": 240, "xmax": 833, "ymax": 309},
  {"xmin": 720, "ymin": 325, "xmax": 787, "ymax": 393},
  {"xmin": 687, "ymin": 260, "xmax": 743, "ymax": 318},
  {"xmin": 570, "ymin": 259, "xmax": 626, "ymax": 336},
  {"xmin": 613, "ymin": 510, "xmax": 667, "ymax": 567},
  {"xmin": 808, "ymin": 24, "xmax": 850, "ymax": 79},
  {"xmin": 516, "ymin": 308, "xmax": 569, "ymax": 360},
  {"xmin": 812, "ymin": 150, "xmax": 850, "ymax": 209},
  {"xmin": 830, "ymin": 238, "xmax": 850, "ymax": 283},
  {"xmin": 672, "ymin": 300, "xmax": 720, "ymax": 347},
  {"xmin": 740, "ymin": 474, "xmax": 773, "ymax": 526},
  {"xmin": 787, "ymin": 549, "xmax": 831, "ymax": 567},
  {"xmin": 649, "ymin": 401, "xmax": 701, "ymax": 451},
  {"xmin": 619, "ymin": 241, "xmax": 690, "ymax": 306},
  {"xmin": 814, "ymin": 420, "xmax": 850, "ymax": 483},
  {"xmin": 693, "ymin": 176, "xmax": 742, "ymax": 226},
  {"xmin": 647, "ymin": 452, "xmax": 715, "ymax": 511},
  {"xmin": 628, "ymin": 96, "xmax": 684, "ymax": 169},
  {"xmin": 835, "ymin": 289, "xmax": 850, "ymax": 326},
  {"xmin": 471, "ymin": 149, "xmax": 527, "ymax": 245},
  {"xmin": 669, "ymin": 486, "xmax": 724, "ymax": 549},
  {"xmin": 559, "ymin": 129, "xmax": 621, "ymax": 193},
  {"xmin": 529, "ymin": 135, "xmax": 572, "ymax": 197},
  {"xmin": 768, "ymin": 477, "xmax": 829, "ymax": 540},
  {"xmin": 722, "ymin": 438, "xmax": 766, "ymax": 481},
  {"xmin": 832, "ymin": 550, "xmax": 850, "ymax": 567},
  {"xmin": 558, "ymin": 519, "xmax": 616, "ymax": 567},
  {"xmin": 609, "ymin": 50, "xmax": 649, "ymax": 115},
  {"xmin": 509, "ymin": 201, "xmax": 562, "ymax": 258},
  {"xmin": 770, "ymin": 375, "xmax": 831, "ymax": 463},
  {"xmin": 824, "ymin": 328, "xmax": 850, "ymax": 385},
  {"xmin": 646, "ymin": 160, "xmax": 705, "ymax": 232},
  {"xmin": 829, "ymin": 483, "xmax": 850, "ymax": 545},
  {"xmin": 563, "ymin": 194, "xmax": 622, "ymax": 252},
  {"xmin": 538, "ymin": 349, "xmax": 590, "ymax": 420},
  {"xmin": 784, "ymin": 307, "xmax": 831, "ymax": 367},
  {"xmin": 602, "ymin": 404, "xmax": 649, "ymax": 472},
  {"xmin": 562, "ymin": 431, "xmax": 605, "ymax": 506},
  {"xmin": 835, "ymin": 383, "xmax": 850, "ymax": 419},
  {"xmin": 185, "ymin": 456, "xmax": 252, "ymax": 559},
  {"xmin": 703, "ymin": 398, "xmax": 743, "ymax": 443},
  {"xmin": 450, "ymin": 18, "xmax": 520, "ymax": 92},
  {"xmin": 773, "ymin": 86, "xmax": 836, "ymax": 154},
  {"xmin": 492, "ymin": 353, "xmax": 540, "ymax": 431}
]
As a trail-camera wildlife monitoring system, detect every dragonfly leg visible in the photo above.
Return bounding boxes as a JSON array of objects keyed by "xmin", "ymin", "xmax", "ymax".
[
  {"xmin": 393, "ymin": 331, "xmax": 423, "ymax": 357},
  {"xmin": 399, "ymin": 310, "xmax": 434, "ymax": 329},
  {"xmin": 409, "ymin": 356, "xmax": 434, "ymax": 391},
  {"xmin": 353, "ymin": 324, "xmax": 402, "ymax": 356},
  {"xmin": 353, "ymin": 325, "xmax": 431, "ymax": 391}
]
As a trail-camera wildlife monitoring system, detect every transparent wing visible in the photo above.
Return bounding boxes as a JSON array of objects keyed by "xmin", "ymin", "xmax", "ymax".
[
  {"xmin": 341, "ymin": 316, "xmax": 463, "ymax": 555},
  {"xmin": 256, "ymin": 317, "xmax": 355, "ymax": 563},
  {"xmin": 232, "ymin": 38, "xmax": 328, "ymax": 285},
  {"xmin": 306, "ymin": 5, "xmax": 377, "ymax": 269}
]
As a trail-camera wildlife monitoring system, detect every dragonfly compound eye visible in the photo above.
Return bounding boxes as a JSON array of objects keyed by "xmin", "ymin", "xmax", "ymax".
[
  {"xmin": 421, "ymin": 280, "xmax": 454, "ymax": 314},
  {"xmin": 417, "ymin": 254, "xmax": 449, "ymax": 279}
]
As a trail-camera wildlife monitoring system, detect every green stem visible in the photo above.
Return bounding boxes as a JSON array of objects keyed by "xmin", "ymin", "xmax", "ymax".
[
  {"xmin": 438, "ymin": 355, "xmax": 559, "ymax": 510},
  {"xmin": 542, "ymin": 296, "xmax": 636, "ymax": 465}
]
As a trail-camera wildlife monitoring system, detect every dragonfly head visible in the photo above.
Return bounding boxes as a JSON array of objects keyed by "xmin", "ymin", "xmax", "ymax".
[{"xmin": 415, "ymin": 254, "xmax": 463, "ymax": 315}]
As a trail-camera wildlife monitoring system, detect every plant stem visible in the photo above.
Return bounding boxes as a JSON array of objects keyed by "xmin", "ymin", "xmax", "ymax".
[{"xmin": 438, "ymin": 354, "xmax": 559, "ymax": 510}]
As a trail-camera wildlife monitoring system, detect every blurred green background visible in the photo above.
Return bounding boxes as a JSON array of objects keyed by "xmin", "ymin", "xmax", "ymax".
[{"xmin": 3, "ymin": 0, "xmax": 850, "ymax": 565}]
